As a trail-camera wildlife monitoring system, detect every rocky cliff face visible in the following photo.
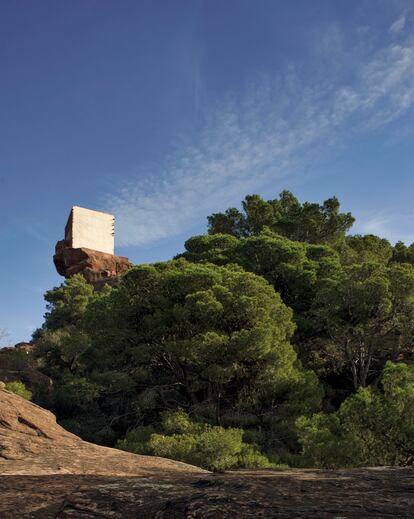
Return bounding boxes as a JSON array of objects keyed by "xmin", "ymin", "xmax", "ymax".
[
  {"xmin": 53, "ymin": 240, "xmax": 132, "ymax": 283},
  {"xmin": 1, "ymin": 388, "xmax": 414, "ymax": 518}
]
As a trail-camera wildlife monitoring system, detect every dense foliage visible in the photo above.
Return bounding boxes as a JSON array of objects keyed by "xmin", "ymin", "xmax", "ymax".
[
  {"xmin": 297, "ymin": 362, "xmax": 414, "ymax": 467},
  {"xmin": 30, "ymin": 190, "xmax": 414, "ymax": 469},
  {"xmin": 207, "ymin": 191, "xmax": 354, "ymax": 244},
  {"xmin": 3, "ymin": 381, "xmax": 32, "ymax": 400},
  {"xmin": 118, "ymin": 409, "xmax": 275, "ymax": 471},
  {"xmin": 179, "ymin": 231, "xmax": 414, "ymax": 392}
]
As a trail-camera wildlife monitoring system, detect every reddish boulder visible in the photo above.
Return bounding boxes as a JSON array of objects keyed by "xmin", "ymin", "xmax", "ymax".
[{"xmin": 53, "ymin": 240, "xmax": 133, "ymax": 283}]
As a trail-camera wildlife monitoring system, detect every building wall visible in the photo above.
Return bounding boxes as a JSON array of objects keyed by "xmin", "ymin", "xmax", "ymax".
[
  {"xmin": 64, "ymin": 211, "xmax": 73, "ymax": 243},
  {"xmin": 68, "ymin": 206, "xmax": 114, "ymax": 255}
]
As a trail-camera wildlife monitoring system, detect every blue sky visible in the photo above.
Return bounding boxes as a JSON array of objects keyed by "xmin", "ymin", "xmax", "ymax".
[{"xmin": 1, "ymin": 0, "xmax": 414, "ymax": 345}]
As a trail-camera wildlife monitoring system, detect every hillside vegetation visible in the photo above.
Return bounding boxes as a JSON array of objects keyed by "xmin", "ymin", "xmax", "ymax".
[{"xmin": 26, "ymin": 191, "xmax": 414, "ymax": 469}]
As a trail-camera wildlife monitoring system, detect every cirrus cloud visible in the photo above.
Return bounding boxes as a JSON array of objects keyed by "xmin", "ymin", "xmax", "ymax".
[{"xmin": 105, "ymin": 18, "xmax": 414, "ymax": 247}]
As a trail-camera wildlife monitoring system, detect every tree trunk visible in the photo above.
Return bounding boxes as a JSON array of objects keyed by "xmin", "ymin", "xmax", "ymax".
[{"xmin": 215, "ymin": 391, "xmax": 221, "ymax": 426}]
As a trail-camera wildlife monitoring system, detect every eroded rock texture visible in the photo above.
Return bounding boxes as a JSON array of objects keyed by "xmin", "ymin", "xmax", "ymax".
[
  {"xmin": 0, "ymin": 389, "xmax": 205, "ymax": 477},
  {"xmin": 1, "ymin": 389, "xmax": 413, "ymax": 518},
  {"xmin": 53, "ymin": 240, "xmax": 132, "ymax": 283}
]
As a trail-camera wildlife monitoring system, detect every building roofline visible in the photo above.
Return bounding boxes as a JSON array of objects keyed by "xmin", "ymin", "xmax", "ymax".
[{"xmin": 71, "ymin": 206, "xmax": 114, "ymax": 218}]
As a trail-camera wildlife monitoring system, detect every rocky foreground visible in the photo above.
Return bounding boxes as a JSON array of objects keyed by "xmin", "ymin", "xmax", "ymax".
[{"xmin": 1, "ymin": 389, "xmax": 413, "ymax": 518}]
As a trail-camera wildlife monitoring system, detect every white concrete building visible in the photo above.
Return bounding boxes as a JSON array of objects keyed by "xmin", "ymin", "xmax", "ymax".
[{"xmin": 64, "ymin": 206, "xmax": 115, "ymax": 255}]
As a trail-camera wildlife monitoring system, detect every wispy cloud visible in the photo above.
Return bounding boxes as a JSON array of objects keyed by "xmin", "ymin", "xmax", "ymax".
[
  {"xmin": 389, "ymin": 15, "xmax": 406, "ymax": 35},
  {"xmin": 355, "ymin": 210, "xmax": 414, "ymax": 245},
  {"xmin": 105, "ymin": 18, "xmax": 414, "ymax": 247}
]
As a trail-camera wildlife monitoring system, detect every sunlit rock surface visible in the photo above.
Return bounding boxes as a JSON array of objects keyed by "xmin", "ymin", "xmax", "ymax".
[{"xmin": 53, "ymin": 240, "xmax": 132, "ymax": 283}]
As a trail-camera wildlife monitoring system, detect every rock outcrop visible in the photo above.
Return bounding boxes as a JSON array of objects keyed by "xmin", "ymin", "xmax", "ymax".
[
  {"xmin": 0, "ymin": 388, "xmax": 205, "ymax": 477},
  {"xmin": 1, "ymin": 389, "xmax": 414, "ymax": 518},
  {"xmin": 53, "ymin": 240, "xmax": 132, "ymax": 283}
]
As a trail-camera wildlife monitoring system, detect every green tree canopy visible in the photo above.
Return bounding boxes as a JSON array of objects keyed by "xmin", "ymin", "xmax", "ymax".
[
  {"xmin": 297, "ymin": 362, "xmax": 414, "ymax": 468},
  {"xmin": 181, "ymin": 232, "xmax": 341, "ymax": 315},
  {"xmin": 340, "ymin": 235, "xmax": 393, "ymax": 265},
  {"xmin": 207, "ymin": 191, "xmax": 354, "ymax": 244},
  {"xmin": 83, "ymin": 259, "xmax": 299, "ymax": 425},
  {"xmin": 43, "ymin": 274, "xmax": 95, "ymax": 331},
  {"xmin": 181, "ymin": 233, "xmax": 414, "ymax": 391},
  {"xmin": 35, "ymin": 260, "xmax": 322, "ymax": 453},
  {"xmin": 307, "ymin": 262, "xmax": 414, "ymax": 389},
  {"xmin": 392, "ymin": 241, "xmax": 414, "ymax": 265},
  {"xmin": 33, "ymin": 189, "xmax": 414, "ymax": 469}
]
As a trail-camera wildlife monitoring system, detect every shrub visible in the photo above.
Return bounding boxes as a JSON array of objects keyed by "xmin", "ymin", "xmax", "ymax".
[
  {"xmin": 4, "ymin": 381, "xmax": 32, "ymax": 401},
  {"xmin": 117, "ymin": 410, "xmax": 273, "ymax": 471},
  {"xmin": 236, "ymin": 444, "xmax": 273, "ymax": 468}
]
